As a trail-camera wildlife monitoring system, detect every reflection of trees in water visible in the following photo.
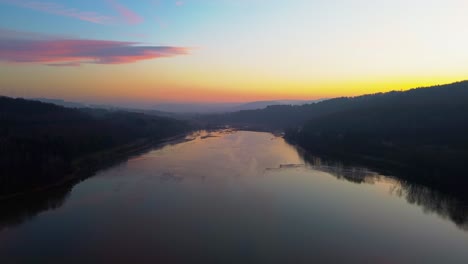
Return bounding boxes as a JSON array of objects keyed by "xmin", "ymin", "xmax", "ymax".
[
  {"xmin": 300, "ymin": 152, "xmax": 468, "ymax": 232},
  {"xmin": 392, "ymin": 184, "xmax": 468, "ymax": 231},
  {"xmin": 0, "ymin": 135, "xmax": 196, "ymax": 232},
  {"xmin": 304, "ymin": 156, "xmax": 382, "ymax": 184},
  {"xmin": 0, "ymin": 185, "xmax": 72, "ymax": 232},
  {"xmin": 2, "ymin": 137, "xmax": 467, "ymax": 234}
]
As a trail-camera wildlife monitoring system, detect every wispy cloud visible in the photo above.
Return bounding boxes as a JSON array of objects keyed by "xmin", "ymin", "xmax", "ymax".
[
  {"xmin": 107, "ymin": 0, "xmax": 143, "ymax": 25},
  {"xmin": 46, "ymin": 62, "xmax": 82, "ymax": 67},
  {"xmin": 0, "ymin": 0, "xmax": 114, "ymax": 24},
  {"xmin": 0, "ymin": 30, "xmax": 190, "ymax": 66}
]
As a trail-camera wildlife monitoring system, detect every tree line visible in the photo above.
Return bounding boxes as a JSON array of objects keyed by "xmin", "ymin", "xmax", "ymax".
[
  {"xmin": 201, "ymin": 81, "xmax": 468, "ymax": 196},
  {"xmin": 0, "ymin": 97, "xmax": 191, "ymax": 196}
]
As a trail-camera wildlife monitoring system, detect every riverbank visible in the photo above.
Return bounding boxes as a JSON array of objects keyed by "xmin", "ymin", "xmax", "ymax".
[
  {"xmin": 2, "ymin": 129, "xmax": 468, "ymax": 264},
  {"xmin": 0, "ymin": 133, "xmax": 192, "ymax": 201},
  {"xmin": 284, "ymin": 135, "xmax": 468, "ymax": 202}
]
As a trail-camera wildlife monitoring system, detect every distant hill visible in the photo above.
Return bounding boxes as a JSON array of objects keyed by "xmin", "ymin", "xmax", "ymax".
[
  {"xmin": 32, "ymin": 98, "xmax": 88, "ymax": 108},
  {"xmin": 230, "ymin": 101, "xmax": 282, "ymax": 112},
  {"xmin": 0, "ymin": 96, "xmax": 191, "ymax": 197},
  {"xmin": 200, "ymin": 81, "xmax": 468, "ymax": 193},
  {"xmin": 31, "ymin": 97, "xmax": 181, "ymax": 119},
  {"xmin": 230, "ymin": 100, "xmax": 320, "ymax": 112},
  {"xmin": 201, "ymin": 81, "xmax": 468, "ymax": 130},
  {"xmin": 151, "ymin": 99, "xmax": 320, "ymax": 113},
  {"xmin": 150, "ymin": 102, "xmax": 239, "ymax": 113},
  {"xmin": 31, "ymin": 97, "xmax": 323, "ymax": 114}
]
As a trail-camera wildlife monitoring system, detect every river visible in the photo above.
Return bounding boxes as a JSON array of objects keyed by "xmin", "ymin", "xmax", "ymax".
[{"xmin": 1, "ymin": 130, "xmax": 467, "ymax": 263}]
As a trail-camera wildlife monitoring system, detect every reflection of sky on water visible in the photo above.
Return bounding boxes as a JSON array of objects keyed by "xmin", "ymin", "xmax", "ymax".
[{"xmin": 1, "ymin": 130, "xmax": 467, "ymax": 263}]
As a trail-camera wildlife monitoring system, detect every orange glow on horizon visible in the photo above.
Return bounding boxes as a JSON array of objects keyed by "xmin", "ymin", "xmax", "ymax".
[{"xmin": 1, "ymin": 54, "xmax": 466, "ymax": 103}]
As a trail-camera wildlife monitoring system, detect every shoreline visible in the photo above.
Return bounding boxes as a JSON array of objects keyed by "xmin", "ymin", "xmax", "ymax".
[
  {"xmin": 0, "ymin": 132, "xmax": 192, "ymax": 202},
  {"xmin": 284, "ymin": 137, "xmax": 468, "ymax": 202}
]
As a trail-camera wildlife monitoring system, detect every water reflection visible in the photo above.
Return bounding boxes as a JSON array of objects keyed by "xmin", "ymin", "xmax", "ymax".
[
  {"xmin": 0, "ymin": 185, "xmax": 71, "ymax": 232},
  {"xmin": 1, "ymin": 129, "xmax": 467, "ymax": 236},
  {"xmin": 396, "ymin": 184, "xmax": 468, "ymax": 231},
  {"xmin": 298, "ymin": 154, "xmax": 468, "ymax": 232},
  {"xmin": 0, "ymin": 133, "xmax": 195, "ymax": 233}
]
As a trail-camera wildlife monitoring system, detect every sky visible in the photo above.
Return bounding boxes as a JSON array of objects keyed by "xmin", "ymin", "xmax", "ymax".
[{"xmin": 1, "ymin": 0, "xmax": 468, "ymax": 103}]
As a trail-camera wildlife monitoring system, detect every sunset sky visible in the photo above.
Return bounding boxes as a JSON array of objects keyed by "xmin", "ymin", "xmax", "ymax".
[{"xmin": 1, "ymin": 0, "xmax": 468, "ymax": 103}]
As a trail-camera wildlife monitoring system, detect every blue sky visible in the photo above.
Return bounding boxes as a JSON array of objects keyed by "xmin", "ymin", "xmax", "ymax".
[{"xmin": 1, "ymin": 0, "xmax": 468, "ymax": 102}]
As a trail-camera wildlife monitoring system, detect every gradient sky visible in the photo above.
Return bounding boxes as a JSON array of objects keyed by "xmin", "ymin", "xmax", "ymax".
[{"xmin": 1, "ymin": 0, "xmax": 468, "ymax": 103}]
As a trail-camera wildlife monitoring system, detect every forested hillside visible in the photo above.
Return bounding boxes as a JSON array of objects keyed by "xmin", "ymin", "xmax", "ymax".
[
  {"xmin": 0, "ymin": 97, "xmax": 191, "ymax": 196},
  {"xmin": 203, "ymin": 81, "xmax": 468, "ymax": 190},
  {"xmin": 285, "ymin": 81, "xmax": 468, "ymax": 187},
  {"xmin": 202, "ymin": 81, "xmax": 468, "ymax": 131}
]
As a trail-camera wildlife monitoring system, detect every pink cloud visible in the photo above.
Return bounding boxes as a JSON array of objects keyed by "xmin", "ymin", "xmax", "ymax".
[
  {"xmin": 0, "ymin": 0, "xmax": 114, "ymax": 24},
  {"xmin": 0, "ymin": 31, "xmax": 190, "ymax": 66},
  {"xmin": 107, "ymin": 0, "xmax": 143, "ymax": 25},
  {"xmin": 175, "ymin": 1, "xmax": 184, "ymax": 6}
]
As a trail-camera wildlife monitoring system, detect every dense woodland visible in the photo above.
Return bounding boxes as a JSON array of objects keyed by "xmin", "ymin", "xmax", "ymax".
[
  {"xmin": 0, "ymin": 97, "xmax": 191, "ymax": 196},
  {"xmin": 205, "ymin": 81, "xmax": 468, "ymax": 193},
  {"xmin": 202, "ymin": 81, "xmax": 468, "ymax": 129},
  {"xmin": 2, "ymin": 81, "xmax": 468, "ymax": 198}
]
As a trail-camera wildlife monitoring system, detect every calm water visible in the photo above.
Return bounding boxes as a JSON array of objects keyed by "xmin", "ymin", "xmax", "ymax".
[{"xmin": 1, "ymin": 130, "xmax": 468, "ymax": 263}]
